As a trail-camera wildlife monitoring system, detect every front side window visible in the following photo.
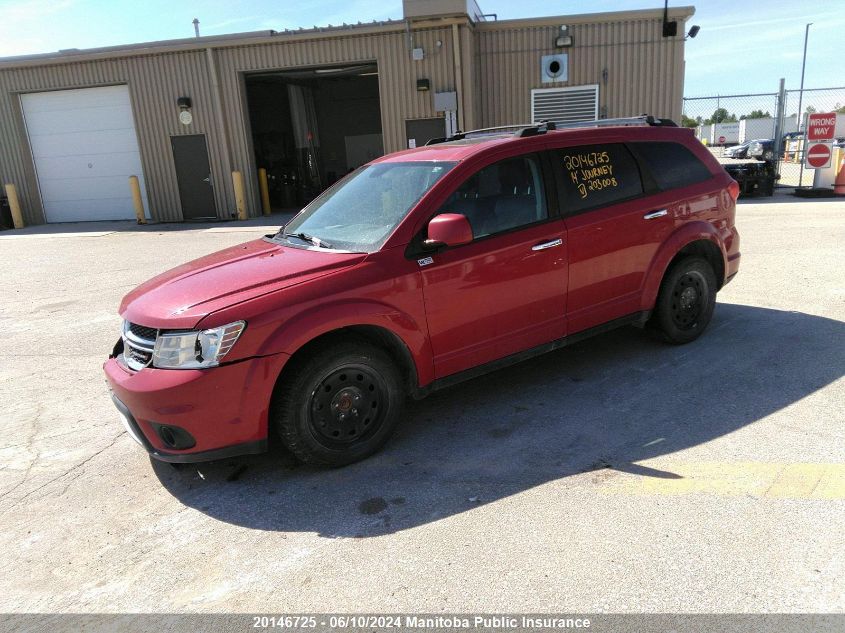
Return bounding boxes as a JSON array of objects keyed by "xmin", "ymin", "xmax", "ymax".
[
  {"xmin": 437, "ymin": 155, "xmax": 548, "ymax": 238},
  {"xmin": 280, "ymin": 161, "xmax": 455, "ymax": 253},
  {"xmin": 554, "ymin": 143, "xmax": 643, "ymax": 214}
]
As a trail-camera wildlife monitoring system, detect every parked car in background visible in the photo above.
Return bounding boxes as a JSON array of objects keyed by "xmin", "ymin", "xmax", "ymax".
[
  {"xmin": 724, "ymin": 142, "xmax": 750, "ymax": 159},
  {"xmin": 748, "ymin": 139, "xmax": 775, "ymax": 161},
  {"xmin": 105, "ymin": 117, "xmax": 741, "ymax": 467}
]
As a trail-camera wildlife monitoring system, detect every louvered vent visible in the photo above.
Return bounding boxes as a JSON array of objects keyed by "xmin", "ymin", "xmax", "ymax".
[{"xmin": 531, "ymin": 85, "xmax": 599, "ymax": 126}]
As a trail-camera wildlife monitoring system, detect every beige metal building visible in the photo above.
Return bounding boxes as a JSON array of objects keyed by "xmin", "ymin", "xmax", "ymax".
[{"xmin": 0, "ymin": 1, "xmax": 694, "ymax": 225}]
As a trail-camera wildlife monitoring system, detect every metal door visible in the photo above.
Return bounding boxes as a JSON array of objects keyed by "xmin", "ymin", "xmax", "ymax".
[
  {"xmin": 171, "ymin": 135, "xmax": 216, "ymax": 220},
  {"xmin": 405, "ymin": 118, "xmax": 446, "ymax": 148}
]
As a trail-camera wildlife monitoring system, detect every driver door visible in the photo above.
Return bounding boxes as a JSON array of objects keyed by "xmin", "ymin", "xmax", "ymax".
[{"xmin": 419, "ymin": 153, "xmax": 568, "ymax": 379}]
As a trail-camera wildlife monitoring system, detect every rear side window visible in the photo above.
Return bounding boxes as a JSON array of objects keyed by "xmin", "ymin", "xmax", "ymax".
[
  {"xmin": 631, "ymin": 141, "xmax": 712, "ymax": 191},
  {"xmin": 554, "ymin": 144, "xmax": 643, "ymax": 214}
]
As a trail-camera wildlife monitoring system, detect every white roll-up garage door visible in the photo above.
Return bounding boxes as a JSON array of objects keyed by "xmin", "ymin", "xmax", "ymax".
[{"xmin": 20, "ymin": 85, "xmax": 149, "ymax": 223}]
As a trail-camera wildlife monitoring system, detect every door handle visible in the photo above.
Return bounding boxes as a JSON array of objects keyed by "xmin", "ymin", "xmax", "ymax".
[
  {"xmin": 203, "ymin": 175, "xmax": 211, "ymax": 184},
  {"xmin": 532, "ymin": 238, "xmax": 563, "ymax": 251},
  {"xmin": 643, "ymin": 209, "xmax": 668, "ymax": 220}
]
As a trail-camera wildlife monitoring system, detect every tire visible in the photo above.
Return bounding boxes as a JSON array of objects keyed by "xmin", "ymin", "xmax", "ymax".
[
  {"xmin": 271, "ymin": 341, "xmax": 404, "ymax": 467},
  {"xmin": 649, "ymin": 257, "xmax": 717, "ymax": 345},
  {"xmin": 741, "ymin": 180, "xmax": 755, "ymax": 197}
]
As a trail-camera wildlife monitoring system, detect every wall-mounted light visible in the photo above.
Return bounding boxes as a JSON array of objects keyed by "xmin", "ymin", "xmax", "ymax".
[
  {"xmin": 177, "ymin": 96, "xmax": 193, "ymax": 126},
  {"xmin": 555, "ymin": 25, "xmax": 572, "ymax": 48},
  {"xmin": 416, "ymin": 78, "xmax": 431, "ymax": 92},
  {"xmin": 686, "ymin": 25, "xmax": 700, "ymax": 39}
]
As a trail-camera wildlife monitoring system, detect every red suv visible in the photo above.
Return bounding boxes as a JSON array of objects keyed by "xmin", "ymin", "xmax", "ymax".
[{"xmin": 104, "ymin": 117, "xmax": 740, "ymax": 466}]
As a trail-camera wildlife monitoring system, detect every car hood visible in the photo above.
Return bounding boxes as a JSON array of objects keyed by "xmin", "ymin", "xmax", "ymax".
[{"xmin": 119, "ymin": 238, "xmax": 366, "ymax": 329}]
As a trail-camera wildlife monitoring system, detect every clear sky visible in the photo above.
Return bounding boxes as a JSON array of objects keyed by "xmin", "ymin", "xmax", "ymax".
[{"xmin": 2, "ymin": 0, "xmax": 843, "ymax": 97}]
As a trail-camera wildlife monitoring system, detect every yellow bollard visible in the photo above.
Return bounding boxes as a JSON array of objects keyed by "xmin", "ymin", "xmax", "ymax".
[
  {"xmin": 4, "ymin": 183, "xmax": 25, "ymax": 229},
  {"xmin": 258, "ymin": 168, "xmax": 271, "ymax": 216},
  {"xmin": 232, "ymin": 170, "xmax": 247, "ymax": 220},
  {"xmin": 128, "ymin": 175, "xmax": 146, "ymax": 224}
]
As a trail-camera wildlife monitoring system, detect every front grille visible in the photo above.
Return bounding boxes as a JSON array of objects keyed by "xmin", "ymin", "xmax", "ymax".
[
  {"xmin": 122, "ymin": 321, "xmax": 157, "ymax": 371},
  {"xmin": 128, "ymin": 323, "xmax": 158, "ymax": 341}
]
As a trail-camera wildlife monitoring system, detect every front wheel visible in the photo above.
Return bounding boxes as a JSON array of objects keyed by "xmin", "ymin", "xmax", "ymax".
[
  {"xmin": 649, "ymin": 257, "xmax": 717, "ymax": 344},
  {"xmin": 271, "ymin": 341, "xmax": 404, "ymax": 466}
]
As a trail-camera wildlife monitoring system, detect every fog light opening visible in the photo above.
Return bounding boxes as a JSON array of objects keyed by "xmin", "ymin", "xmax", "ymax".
[{"xmin": 159, "ymin": 426, "xmax": 177, "ymax": 448}]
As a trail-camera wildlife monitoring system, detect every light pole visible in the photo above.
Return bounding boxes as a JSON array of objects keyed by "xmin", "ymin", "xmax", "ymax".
[{"xmin": 796, "ymin": 23, "xmax": 811, "ymax": 186}]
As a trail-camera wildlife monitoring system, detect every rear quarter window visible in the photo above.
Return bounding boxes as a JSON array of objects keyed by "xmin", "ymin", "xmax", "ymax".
[
  {"xmin": 554, "ymin": 143, "xmax": 644, "ymax": 214},
  {"xmin": 630, "ymin": 141, "xmax": 712, "ymax": 191}
]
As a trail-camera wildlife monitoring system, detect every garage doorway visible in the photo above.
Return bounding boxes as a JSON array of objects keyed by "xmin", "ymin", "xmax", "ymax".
[
  {"xmin": 20, "ymin": 85, "xmax": 149, "ymax": 223},
  {"xmin": 244, "ymin": 64, "xmax": 383, "ymax": 210}
]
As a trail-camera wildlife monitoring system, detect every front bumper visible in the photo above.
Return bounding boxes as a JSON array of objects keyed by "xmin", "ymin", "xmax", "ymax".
[{"xmin": 104, "ymin": 352, "xmax": 288, "ymax": 462}]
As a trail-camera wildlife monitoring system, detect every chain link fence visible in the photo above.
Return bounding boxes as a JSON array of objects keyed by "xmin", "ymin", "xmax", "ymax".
[{"xmin": 682, "ymin": 85, "xmax": 845, "ymax": 188}]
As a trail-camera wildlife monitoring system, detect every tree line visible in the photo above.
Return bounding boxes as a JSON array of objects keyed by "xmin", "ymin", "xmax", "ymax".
[{"xmin": 681, "ymin": 103, "xmax": 845, "ymax": 128}]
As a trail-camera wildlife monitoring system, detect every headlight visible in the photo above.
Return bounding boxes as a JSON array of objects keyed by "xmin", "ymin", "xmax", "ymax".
[{"xmin": 152, "ymin": 321, "xmax": 245, "ymax": 369}]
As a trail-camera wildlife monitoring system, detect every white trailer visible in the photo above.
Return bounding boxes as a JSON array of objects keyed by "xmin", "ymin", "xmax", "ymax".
[
  {"xmin": 738, "ymin": 115, "xmax": 798, "ymax": 142},
  {"xmin": 711, "ymin": 122, "xmax": 740, "ymax": 145}
]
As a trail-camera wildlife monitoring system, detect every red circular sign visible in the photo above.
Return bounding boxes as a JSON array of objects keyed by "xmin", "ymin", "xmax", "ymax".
[
  {"xmin": 807, "ymin": 143, "xmax": 831, "ymax": 168},
  {"xmin": 718, "ymin": 135, "xmax": 726, "ymax": 143}
]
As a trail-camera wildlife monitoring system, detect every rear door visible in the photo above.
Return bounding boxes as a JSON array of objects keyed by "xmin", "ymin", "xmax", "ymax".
[
  {"xmin": 549, "ymin": 142, "xmax": 671, "ymax": 333},
  {"xmin": 419, "ymin": 152, "xmax": 568, "ymax": 379}
]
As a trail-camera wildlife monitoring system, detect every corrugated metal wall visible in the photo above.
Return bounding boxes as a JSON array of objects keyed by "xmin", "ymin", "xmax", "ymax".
[
  {"xmin": 0, "ymin": 9, "xmax": 689, "ymax": 225},
  {"xmin": 475, "ymin": 15, "xmax": 687, "ymax": 129},
  {"xmin": 0, "ymin": 51, "xmax": 231, "ymax": 224}
]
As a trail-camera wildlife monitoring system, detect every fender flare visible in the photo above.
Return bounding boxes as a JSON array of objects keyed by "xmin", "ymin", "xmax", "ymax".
[
  {"xmin": 640, "ymin": 221, "xmax": 727, "ymax": 312},
  {"xmin": 256, "ymin": 299, "xmax": 434, "ymax": 387}
]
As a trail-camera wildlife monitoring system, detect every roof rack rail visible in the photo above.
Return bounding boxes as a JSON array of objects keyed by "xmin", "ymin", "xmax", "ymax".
[
  {"xmin": 425, "ymin": 124, "xmax": 531, "ymax": 146},
  {"xmin": 424, "ymin": 115, "xmax": 676, "ymax": 146},
  {"xmin": 553, "ymin": 115, "xmax": 678, "ymax": 129},
  {"xmin": 425, "ymin": 121, "xmax": 557, "ymax": 146}
]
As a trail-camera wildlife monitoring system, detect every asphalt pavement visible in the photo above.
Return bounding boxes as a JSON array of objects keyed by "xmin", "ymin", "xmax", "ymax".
[{"xmin": 0, "ymin": 192, "xmax": 842, "ymax": 614}]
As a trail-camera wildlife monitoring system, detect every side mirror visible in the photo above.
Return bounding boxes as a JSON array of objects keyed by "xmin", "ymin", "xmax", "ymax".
[{"xmin": 425, "ymin": 213, "xmax": 473, "ymax": 249}]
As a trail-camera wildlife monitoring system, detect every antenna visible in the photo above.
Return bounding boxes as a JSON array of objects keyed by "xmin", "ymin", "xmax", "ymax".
[{"xmin": 192, "ymin": 18, "xmax": 200, "ymax": 38}]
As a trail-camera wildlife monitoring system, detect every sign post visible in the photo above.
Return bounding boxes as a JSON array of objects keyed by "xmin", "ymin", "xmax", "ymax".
[{"xmin": 805, "ymin": 112, "xmax": 836, "ymax": 174}]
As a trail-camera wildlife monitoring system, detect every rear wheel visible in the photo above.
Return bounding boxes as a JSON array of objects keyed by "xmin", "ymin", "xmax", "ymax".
[
  {"xmin": 271, "ymin": 341, "xmax": 404, "ymax": 466},
  {"xmin": 650, "ymin": 257, "xmax": 717, "ymax": 345}
]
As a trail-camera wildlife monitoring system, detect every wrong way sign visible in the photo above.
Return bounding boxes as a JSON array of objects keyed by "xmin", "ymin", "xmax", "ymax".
[
  {"xmin": 807, "ymin": 112, "xmax": 836, "ymax": 141},
  {"xmin": 804, "ymin": 142, "xmax": 833, "ymax": 169}
]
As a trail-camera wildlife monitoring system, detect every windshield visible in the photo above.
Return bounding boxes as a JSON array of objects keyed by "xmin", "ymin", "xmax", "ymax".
[{"xmin": 278, "ymin": 161, "xmax": 455, "ymax": 253}]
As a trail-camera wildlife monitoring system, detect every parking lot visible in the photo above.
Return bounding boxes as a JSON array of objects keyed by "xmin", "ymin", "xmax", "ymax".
[{"xmin": 0, "ymin": 191, "xmax": 843, "ymax": 613}]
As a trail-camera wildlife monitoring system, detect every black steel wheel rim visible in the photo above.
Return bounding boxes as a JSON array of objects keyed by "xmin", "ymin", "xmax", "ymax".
[
  {"xmin": 670, "ymin": 271, "xmax": 706, "ymax": 330},
  {"xmin": 307, "ymin": 364, "xmax": 387, "ymax": 447}
]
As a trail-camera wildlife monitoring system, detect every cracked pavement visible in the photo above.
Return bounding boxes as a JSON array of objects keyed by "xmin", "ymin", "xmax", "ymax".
[{"xmin": 0, "ymin": 194, "xmax": 843, "ymax": 613}]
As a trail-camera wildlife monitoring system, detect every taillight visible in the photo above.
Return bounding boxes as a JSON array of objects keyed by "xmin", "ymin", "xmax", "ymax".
[{"xmin": 727, "ymin": 181, "xmax": 740, "ymax": 201}]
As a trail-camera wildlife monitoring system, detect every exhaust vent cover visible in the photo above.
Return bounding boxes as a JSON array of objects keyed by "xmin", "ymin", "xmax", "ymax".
[{"xmin": 541, "ymin": 54, "xmax": 568, "ymax": 83}]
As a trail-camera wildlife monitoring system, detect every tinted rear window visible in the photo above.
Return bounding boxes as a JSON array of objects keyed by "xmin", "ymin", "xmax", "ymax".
[
  {"xmin": 554, "ymin": 144, "xmax": 643, "ymax": 214},
  {"xmin": 631, "ymin": 141, "xmax": 712, "ymax": 191}
]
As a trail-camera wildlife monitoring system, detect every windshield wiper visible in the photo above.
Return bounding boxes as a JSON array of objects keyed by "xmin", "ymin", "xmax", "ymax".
[{"xmin": 282, "ymin": 232, "xmax": 333, "ymax": 249}]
